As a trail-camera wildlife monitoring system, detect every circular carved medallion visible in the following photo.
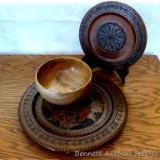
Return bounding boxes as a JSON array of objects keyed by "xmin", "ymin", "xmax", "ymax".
[
  {"xmin": 35, "ymin": 83, "xmax": 113, "ymax": 136},
  {"xmin": 97, "ymin": 23, "xmax": 126, "ymax": 52},
  {"xmin": 79, "ymin": 1, "xmax": 147, "ymax": 70},
  {"xmin": 18, "ymin": 73, "xmax": 127, "ymax": 152}
]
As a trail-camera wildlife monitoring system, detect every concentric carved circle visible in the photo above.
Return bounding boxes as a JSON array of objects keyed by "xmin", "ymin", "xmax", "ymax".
[
  {"xmin": 18, "ymin": 73, "xmax": 127, "ymax": 152},
  {"xmin": 35, "ymin": 83, "xmax": 113, "ymax": 136},
  {"xmin": 79, "ymin": 1, "xmax": 147, "ymax": 70},
  {"xmin": 97, "ymin": 23, "xmax": 126, "ymax": 52}
]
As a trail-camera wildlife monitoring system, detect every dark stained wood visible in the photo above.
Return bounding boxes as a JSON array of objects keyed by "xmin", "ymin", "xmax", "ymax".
[
  {"xmin": 79, "ymin": 1, "xmax": 147, "ymax": 70},
  {"xmin": 79, "ymin": 1, "xmax": 147, "ymax": 83},
  {"xmin": 0, "ymin": 55, "xmax": 160, "ymax": 159}
]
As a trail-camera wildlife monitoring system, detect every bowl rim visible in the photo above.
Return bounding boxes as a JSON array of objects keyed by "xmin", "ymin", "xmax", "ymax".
[{"xmin": 35, "ymin": 56, "xmax": 93, "ymax": 94}]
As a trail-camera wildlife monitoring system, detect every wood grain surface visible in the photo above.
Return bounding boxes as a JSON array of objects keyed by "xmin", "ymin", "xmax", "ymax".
[{"xmin": 0, "ymin": 55, "xmax": 160, "ymax": 160}]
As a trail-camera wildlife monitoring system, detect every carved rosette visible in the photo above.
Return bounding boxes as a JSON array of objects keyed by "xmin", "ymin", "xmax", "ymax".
[{"xmin": 97, "ymin": 22, "xmax": 126, "ymax": 52}]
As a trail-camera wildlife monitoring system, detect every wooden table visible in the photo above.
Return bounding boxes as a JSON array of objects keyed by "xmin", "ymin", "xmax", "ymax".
[{"xmin": 0, "ymin": 55, "xmax": 160, "ymax": 160}]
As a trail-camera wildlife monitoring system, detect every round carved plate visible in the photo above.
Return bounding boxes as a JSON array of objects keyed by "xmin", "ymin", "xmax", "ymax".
[
  {"xmin": 79, "ymin": 1, "xmax": 147, "ymax": 70},
  {"xmin": 18, "ymin": 73, "xmax": 127, "ymax": 152}
]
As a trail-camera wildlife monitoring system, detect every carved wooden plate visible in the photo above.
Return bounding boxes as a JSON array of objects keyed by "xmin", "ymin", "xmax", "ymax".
[
  {"xmin": 18, "ymin": 73, "xmax": 127, "ymax": 152},
  {"xmin": 79, "ymin": 1, "xmax": 147, "ymax": 70}
]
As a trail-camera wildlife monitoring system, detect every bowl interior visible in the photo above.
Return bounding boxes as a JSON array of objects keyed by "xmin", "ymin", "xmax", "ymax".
[{"xmin": 37, "ymin": 57, "xmax": 92, "ymax": 93}]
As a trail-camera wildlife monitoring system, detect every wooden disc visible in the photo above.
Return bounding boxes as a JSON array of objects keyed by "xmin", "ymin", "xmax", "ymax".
[
  {"xmin": 18, "ymin": 73, "xmax": 127, "ymax": 152},
  {"xmin": 35, "ymin": 82, "xmax": 113, "ymax": 136},
  {"xmin": 79, "ymin": 1, "xmax": 147, "ymax": 70}
]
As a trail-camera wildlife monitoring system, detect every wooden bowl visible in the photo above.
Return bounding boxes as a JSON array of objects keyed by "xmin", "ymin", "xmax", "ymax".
[{"xmin": 35, "ymin": 57, "xmax": 92, "ymax": 105}]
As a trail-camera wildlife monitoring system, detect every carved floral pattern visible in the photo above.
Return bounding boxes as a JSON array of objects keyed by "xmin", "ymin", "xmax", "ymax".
[
  {"xmin": 44, "ymin": 89, "xmax": 103, "ymax": 129},
  {"xmin": 97, "ymin": 23, "xmax": 126, "ymax": 52}
]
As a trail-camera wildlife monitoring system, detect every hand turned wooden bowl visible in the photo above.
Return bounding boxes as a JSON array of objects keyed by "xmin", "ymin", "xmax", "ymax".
[{"xmin": 35, "ymin": 57, "xmax": 92, "ymax": 105}]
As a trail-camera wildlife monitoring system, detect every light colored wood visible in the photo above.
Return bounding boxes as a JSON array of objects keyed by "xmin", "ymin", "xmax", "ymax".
[
  {"xmin": 35, "ymin": 56, "xmax": 92, "ymax": 105},
  {"xmin": 0, "ymin": 55, "xmax": 159, "ymax": 159}
]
